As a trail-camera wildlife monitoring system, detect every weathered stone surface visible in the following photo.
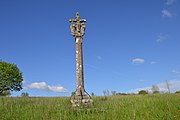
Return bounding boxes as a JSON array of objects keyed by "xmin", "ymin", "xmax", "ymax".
[{"xmin": 69, "ymin": 12, "xmax": 92, "ymax": 107}]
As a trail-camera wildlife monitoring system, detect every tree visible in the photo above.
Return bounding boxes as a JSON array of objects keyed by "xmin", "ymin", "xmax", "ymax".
[
  {"xmin": 138, "ymin": 90, "xmax": 148, "ymax": 95},
  {"xmin": 111, "ymin": 91, "xmax": 116, "ymax": 96},
  {"xmin": 21, "ymin": 92, "xmax": 29, "ymax": 97},
  {"xmin": 91, "ymin": 92, "xmax": 95, "ymax": 96},
  {"xmin": 175, "ymin": 91, "xmax": 180, "ymax": 94},
  {"xmin": 0, "ymin": 90, "xmax": 10, "ymax": 96},
  {"xmin": 116, "ymin": 92, "xmax": 127, "ymax": 95},
  {"xmin": 71, "ymin": 91, "xmax": 75, "ymax": 96},
  {"xmin": 152, "ymin": 85, "xmax": 160, "ymax": 94},
  {"xmin": 0, "ymin": 61, "xmax": 23, "ymax": 96}
]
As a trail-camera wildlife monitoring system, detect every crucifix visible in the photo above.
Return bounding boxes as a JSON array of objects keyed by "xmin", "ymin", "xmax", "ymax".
[{"xmin": 69, "ymin": 12, "xmax": 92, "ymax": 107}]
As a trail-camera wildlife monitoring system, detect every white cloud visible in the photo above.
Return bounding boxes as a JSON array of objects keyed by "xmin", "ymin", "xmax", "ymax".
[
  {"xmin": 172, "ymin": 70, "xmax": 180, "ymax": 74},
  {"xmin": 132, "ymin": 58, "xmax": 145, "ymax": 64},
  {"xmin": 27, "ymin": 82, "xmax": 67, "ymax": 92},
  {"xmin": 156, "ymin": 34, "xmax": 167, "ymax": 42},
  {"xmin": 162, "ymin": 9, "xmax": 172, "ymax": 17},
  {"xmin": 166, "ymin": 0, "xmax": 176, "ymax": 5},
  {"xmin": 129, "ymin": 80, "xmax": 180, "ymax": 94},
  {"xmin": 161, "ymin": 0, "xmax": 177, "ymax": 18}
]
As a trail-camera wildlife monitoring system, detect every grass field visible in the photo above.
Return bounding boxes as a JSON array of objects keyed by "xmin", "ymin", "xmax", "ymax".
[{"xmin": 0, "ymin": 94, "xmax": 180, "ymax": 120}]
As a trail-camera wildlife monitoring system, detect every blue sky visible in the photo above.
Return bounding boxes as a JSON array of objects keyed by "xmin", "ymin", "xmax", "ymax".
[{"xmin": 0, "ymin": 0, "xmax": 180, "ymax": 96}]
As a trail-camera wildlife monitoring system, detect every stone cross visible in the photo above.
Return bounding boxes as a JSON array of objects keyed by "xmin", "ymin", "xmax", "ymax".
[{"xmin": 69, "ymin": 12, "xmax": 92, "ymax": 107}]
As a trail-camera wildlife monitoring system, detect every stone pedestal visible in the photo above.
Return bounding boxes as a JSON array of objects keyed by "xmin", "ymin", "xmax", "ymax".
[{"xmin": 71, "ymin": 91, "xmax": 93, "ymax": 107}]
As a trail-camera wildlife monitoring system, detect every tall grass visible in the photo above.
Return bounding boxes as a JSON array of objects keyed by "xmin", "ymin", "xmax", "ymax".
[{"xmin": 0, "ymin": 94, "xmax": 180, "ymax": 120}]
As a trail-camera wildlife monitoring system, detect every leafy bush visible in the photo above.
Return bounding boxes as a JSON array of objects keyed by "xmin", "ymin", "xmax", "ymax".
[
  {"xmin": 21, "ymin": 92, "xmax": 29, "ymax": 97},
  {"xmin": 153, "ymin": 91, "xmax": 160, "ymax": 94},
  {"xmin": 138, "ymin": 90, "xmax": 148, "ymax": 95}
]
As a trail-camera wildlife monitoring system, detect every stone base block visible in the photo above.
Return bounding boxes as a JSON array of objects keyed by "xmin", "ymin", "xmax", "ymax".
[{"xmin": 71, "ymin": 95, "xmax": 93, "ymax": 107}]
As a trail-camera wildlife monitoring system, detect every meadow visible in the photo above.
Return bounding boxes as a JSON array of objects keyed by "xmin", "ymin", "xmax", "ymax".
[{"xmin": 0, "ymin": 94, "xmax": 180, "ymax": 120}]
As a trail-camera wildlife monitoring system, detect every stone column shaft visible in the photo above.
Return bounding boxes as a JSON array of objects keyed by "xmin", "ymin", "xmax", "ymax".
[{"xmin": 75, "ymin": 37, "xmax": 84, "ymax": 96}]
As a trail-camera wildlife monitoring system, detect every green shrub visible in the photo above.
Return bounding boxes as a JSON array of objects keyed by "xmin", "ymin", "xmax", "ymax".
[
  {"xmin": 175, "ymin": 91, "xmax": 180, "ymax": 94},
  {"xmin": 153, "ymin": 91, "xmax": 160, "ymax": 94},
  {"xmin": 21, "ymin": 92, "xmax": 29, "ymax": 97},
  {"xmin": 138, "ymin": 90, "xmax": 148, "ymax": 95}
]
